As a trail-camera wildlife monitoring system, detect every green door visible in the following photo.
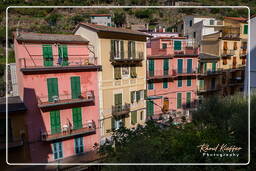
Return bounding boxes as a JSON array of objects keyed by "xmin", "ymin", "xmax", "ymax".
[
  {"xmin": 174, "ymin": 41, "xmax": 182, "ymax": 50},
  {"xmin": 212, "ymin": 62, "xmax": 216, "ymax": 72},
  {"xmin": 187, "ymin": 59, "xmax": 192, "ymax": 73},
  {"xmin": 50, "ymin": 110, "xmax": 61, "ymax": 134},
  {"xmin": 72, "ymin": 107, "xmax": 82, "ymax": 129},
  {"xmin": 163, "ymin": 59, "xmax": 169, "ymax": 75},
  {"xmin": 115, "ymin": 93, "xmax": 122, "ymax": 112},
  {"xmin": 58, "ymin": 45, "xmax": 68, "ymax": 66},
  {"xmin": 71, "ymin": 76, "xmax": 81, "ymax": 99},
  {"xmin": 47, "ymin": 78, "xmax": 59, "ymax": 102},
  {"xmin": 178, "ymin": 59, "xmax": 183, "ymax": 74},
  {"xmin": 146, "ymin": 101, "xmax": 154, "ymax": 116},
  {"xmin": 43, "ymin": 45, "xmax": 53, "ymax": 66},
  {"xmin": 148, "ymin": 60, "xmax": 154, "ymax": 77}
]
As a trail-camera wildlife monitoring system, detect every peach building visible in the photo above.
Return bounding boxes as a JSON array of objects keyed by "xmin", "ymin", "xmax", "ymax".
[
  {"xmin": 14, "ymin": 32, "xmax": 101, "ymax": 163},
  {"xmin": 147, "ymin": 37, "xmax": 199, "ymax": 122}
]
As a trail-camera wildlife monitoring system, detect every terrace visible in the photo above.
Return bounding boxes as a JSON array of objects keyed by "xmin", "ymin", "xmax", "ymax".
[{"xmin": 112, "ymin": 104, "xmax": 131, "ymax": 117}]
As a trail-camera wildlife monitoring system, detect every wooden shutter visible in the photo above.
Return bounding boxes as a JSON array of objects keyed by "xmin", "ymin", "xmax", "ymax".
[
  {"xmin": 131, "ymin": 111, "xmax": 137, "ymax": 125},
  {"xmin": 132, "ymin": 41, "xmax": 136, "ymax": 58},
  {"xmin": 199, "ymin": 80, "xmax": 205, "ymax": 89},
  {"xmin": 50, "ymin": 110, "xmax": 61, "ymax": 134},
  {"xmin": 187, "ymin": 77, "xmax": 191, "ymax": 86},
  {"xmin": 115, "ymin": 94, "xmax": 122, "ymax": 106},
  {"xmin": 233, "ymin": 42, "xmax": 237, "ymax": 50},
  {"xmin": 242, "ymin": 58, "xmax": 246, "ymax": 65},
  {"xmin": 203, "ymin": 63, "xmax": 207, "ymax": 72},
  {"xmin": 47, "ymin": 78, "xmax": 59, "ymax": 102},
  {"xmin": 223, "ymin": 42, "xmax": 228, "ymax": 50},
  {"xmin": 177, "ymin": 93, "xmax": 182, "ymax": 109},
  {"xmin": 71, "ymin": 76, "xmax": 81, "ymax": 99},
  {"xmin": 72, "ymin": 107, "xmax": 82, "ymax": 130},
  {"xmin": 111, "ymin": 40, "xmax": 115, "ymax": 59},
  {"xmin": 130, "ymin": 66, "xmax": 136, "ymax": 78},
  {"xmin": 149, "ymin": 60, "xmax": 154, "ymax": 76},
  {"xmin": 187, "ymin": 59, "xmax": 192, "ymax": 73},
  {"xmin": 223, "ymin": 58, "xmax": 227, "ymax": 65},
  {"xmin": 174, "ymin": 41, "xmax": 181, "ymax": 50},
  {"xmin": 136, "ymin": 91, "xmax": 140, "ymax": 102},
  {"xmin": 120, "ymin": 40, "xmax": 124, "ymax": 59},
  {"xmin": 177, "ymin": 59, "xmax": 183, "ymax": 73},
  {"xmin": 128, "ymin": 41, "xmax": 132, "ymax": 59},
  {"xmin": 131, "ymin": 91, "xmax": 135, "ymax": 103},
  {"xmin": 233, "ymin": 57, "xmax": 237, "ymax": 66},
  {"xmin": 146, "ymin": 101, "xmax": 154, "ymax": 116},
  {"xmin": 212, "ymin": 62, "xmax": 216, "ymax": 71},
  {"xmin": 244, "ymin": 24, "xmax": 248, "ymax": 34},
  {"xmin": 163, "ymin": 78, "xmax": 168, "ymax": 88},
  {"xmin": 163, "ymin": 59, "xmax": 169, "ymax": 75},
  {"xmin": 43, "ymin": 45, "xmax": 53, "ymax": 66},
  {"xmin": 186, "ymin": 92, "xmax": 191, "ymax": 108},
  {"xmin": 58, "ymin": 45, "xmax": 68, "ymax": 66},
  {"xmin": 144, "ymin": 90, "xmax": 147, "ymax": 99},
  {"xmin": 178, "ymin": 78, "xmax": 182, "ymax": 87},
  {"xmin": 114, "ymin": 67, "xmax": 121, "ymax": 79}
]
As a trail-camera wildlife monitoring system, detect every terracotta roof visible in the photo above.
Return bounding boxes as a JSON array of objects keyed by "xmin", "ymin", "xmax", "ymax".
[
  {"xmin": 90, "ymin": 14, "xmax": 111, "ymax": 17},
  {"xmin": 224, "ymin": 17, "xmax": 248, "ymax": 22},
  {"xmin": 77, "ymin": 23, "xmax": 150, "ymax": 37},
  {"xmin": 15, "ymin": 32, "xmax": 89, "ymax": 44},
  {"xmin": 0, "ymin": 96, "xmax": 27, "ymax": 114}
]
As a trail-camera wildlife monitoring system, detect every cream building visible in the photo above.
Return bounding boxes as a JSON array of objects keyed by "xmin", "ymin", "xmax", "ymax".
[{"xmin": 74, "ymin": 23, "xmax": 149, "ymax": 140}]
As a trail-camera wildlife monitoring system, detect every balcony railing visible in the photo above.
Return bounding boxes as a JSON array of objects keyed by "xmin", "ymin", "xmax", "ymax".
[
  {"xmin": 110, "ymin": 51, "xmax": 144, "ymax": 65},
  {"xmin": 197, "ymin": 85, "xmax": 222, "ymax": 94},
  {"xmin": 174, "ymin": 47, "xmax": 199, "ymax": 56},
  {"xmin": 172, "ymin": 68, "xmax": 198, "ymax": 77},
  {"xmin": 112, "ymin": 103, "xmax": 130, "ymax": 117},
  {"xmin": 200, "ymin": 69, "xmax": 223, "ymax": 76},
  {"xmin": 41, "ymin": 121, "xmax": 96, "ymax": 142},
  {"xmin": 221, "ymin": 50, "xmax": 235, "ymax": 58},
  {"xmin": 146, "ymin": 70, "xmax": 173, "ymax": 80},
  {"xmin": 37, "ymin": 91, "xmax": 95, "ymax": 110},
  {"xmin": 221, "ymin": 27, "xmax": 241, "ymax": 39},
  {"xmin": 226, "ymin": 64, "xmax": 245, "ymax": 70},
  {"xmin": 240, "ymin": 49, "xmax": 247, "ymax": 58}
]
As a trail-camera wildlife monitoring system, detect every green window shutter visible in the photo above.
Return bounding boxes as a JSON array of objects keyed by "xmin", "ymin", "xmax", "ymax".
[
  {"xmin": 162, "ymin": 43, "xmax": 167, "ymax": 49},
  {"xmin": 187, "ymin": 76, "xmax": 191, "ymax": 86},
  {"xmin": 72, "ymin": 107, "xmax": 82, "ymax": 130},
  {"xmin": 71, "ymin": 76, "xmax": 81, "ymax": 99},
  {"xmin": 199, "ymin": 80, "xmax": 205, "ymax": 89},
  {"xmin": 131, "ymin": 91, "xmax": 135, "ymax": 103},
  {"xmin": 148, "ymin": 81, "xmax": 154, "ymax": 90},
  {"xmin": 174, "ymin": 41, "xmax": 181, "ymax": 50},
  {"xmin": 177, "ymin": 93, "xmax": 182, "ymax": 109},
  {"xmin": 178, "ymin": 78, "xmax": 182, "ymax": 87},
  {"xmin": 144, "ymin": 90, "xmax": 147, "ymax": 99},
  {"xmin": 132, "ymin": 41, "xmax": 136, "ymax": 58},
  {"xmin": 111, "ymin": 40, "xmax": 115, "ymax": 58},
  {"xmin": 149, "ymin": 60, "xmax": 154, "ymax": 76},
  {"xmin": 146, "ymin": 101, "xmax": 154, "ymax": 116},
  {"xmin": 212, "ymin": 62, "xmax": 216, "ymax": 71},
  {"xmin": 111, "ymin": 117, "xmax": 116, "ymax": 130},
  {"xmin": 163, "ymin": 59, "xmax": 169, "ymax": 75},
  {"xmin": 47, "ymin": 78, "xmax": 59, "ymax": 102},
  {"xmin": 204, "ymin": 63, "xmax": 207, "ymax": 72},
  {"xmin": 50, "ymin": 110, "xmax": 61, "ymax": 134},
  {"xmin": 43, "ymin": 45, "xmax": 53, "ymax": 66},
  {"xmin": 136, "ymin": 91, "xmax": 140, "ymax": 102},
  {"xmin": 128, "ymin": 41, "xmax": 132, "ymax": 58},
  {"xmin": 186, "ymin": 92, "xmax": 191, "ymax": 108},
  {"xmin": 121, "ymin": 40, "xmax": 124, "ymax": 59},
  {"xmin": 130, "ymin": 66, "xmax": 136, "ymax": 78},
  {"xmin": 163, "ymin": 78, "xmax": 168, "ymax": 88},
  {"xmin": 131, "ymin": 111, "xmax": 137, "ymax": 125},
  {"xmin": 115, "ymin": 94, "xmax": 122, "ymax": 106},
  {"xmin": 177, "ymin": 59, "xmax": 183, "ymax": 74},
  {"xmin": 114, "ymin": 67, "xmax": 121, "ymax": 80},
  {"xmin": 187, "ymin": 59, "xmax": 192, "ymax": 73},
  {"xmin": 244, "ymin": 24, "xmax": 248, "ymax": 34},
  {"xmin": 58, "ymin": 45, "xmax": 68, "ymax": 66}
]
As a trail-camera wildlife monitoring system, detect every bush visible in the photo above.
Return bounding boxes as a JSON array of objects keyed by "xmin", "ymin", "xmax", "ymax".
[
  {"xmin": 113, "ymin": 12, "xmax": 126, "ymax": 27},
  {"xmin": 70, "ymin": 15, "xmax": 84, "ymax": 25},
  {"xmin": 134, "ymin": 9, "xmax": 153, "ymax": 19},
  {"xmin": 45, "ymin": 13, "xmax": 61, "ymax": 26}
]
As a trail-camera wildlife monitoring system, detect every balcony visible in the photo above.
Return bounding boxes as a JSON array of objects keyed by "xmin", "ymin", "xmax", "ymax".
[
  {"xmin": 112, "ymin": 103, "xmax": 130, "ymax": 117},
  {"xmin": 110, "ymin": 51, "xmax": 144, "ymax": 65},
  {"xmin": 0, "ymin": 139, "xmax": 24, "ymax": 150},
  {"xmin": 174, "ymin": 47, "xmax": 199, "ymax": 57},
  {"xmin": 199, "ymin": 69, "xmax": 223, "ymax": 77},
  {"xmin": 19, "ymin": 57, "xmax": 101, "ymax": 74},
  {"xmin": 146, "ymin": 70, "xmax": 174, "ymax": 80},
  {"xmin": 221, "ymin": 27, "xmax": 241, "ymax": 40},
  {"xmin": 221, "ymin": 50, "xmax": 235, "ymax": 58},
  {"xmin": 172, "ymin": 68, "xmax": 198, "ymax": 77},
  {"xmin": 37, "ymin": 91, "xmax": 95, "ymax": 111},
  {"xmin": 228, "ymin": 78, "xmax": 244, "ymax": 87},
  {"xmin": 41, "ymin": 121, "xmax": 96, "ymax": 142},
  {"xmin": 197, "ymin": 85, "xmax": 222, "ymax": 94},
  {"xmin": 240, "ymin": 48, "xmax": 247, "ymax": 58},
  {"xmin": 226, "ymin": 64, "xmax": 245, "ymax": 71}
]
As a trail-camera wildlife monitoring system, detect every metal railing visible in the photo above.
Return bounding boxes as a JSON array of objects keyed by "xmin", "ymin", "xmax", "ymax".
[
  {"xmin": 221, "ymin": 50, "xmax": 235, "ymax": 57},
  {"xmin": 200, "ymin": 68, "xmax": 223, "ymax": 75},
  {"xmin": 41, "ymin": 121, "xmax": 96, "ymax": 141},
  {"xmin": 112, "ymin": 103, "xmax": 130, "ymax": 116},
  {"xmin": 221, "ymin": 26, "xmax": 241, "ymax": 39},
  {"xmin": 19, "ymin": 56, "xmax": 97, "ymax": 68},
  {"xmin": 172, "ymin": 68, "xmax": 198, "ymax": 76},
  {"xmin": 110, "ymin": 51, "xmax": 144, "ymax": 61},
  {"xmin": 147, "ymin": 68, "xmax": 197, "ymax": 78},
  {"xmin": 37, "ymin": 91, "xmax": 95, "ymax": 106}
]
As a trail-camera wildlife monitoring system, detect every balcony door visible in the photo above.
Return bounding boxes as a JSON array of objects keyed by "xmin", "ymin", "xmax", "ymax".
[
  {"xmin": 163, "ymin": 59, "xmax": 169, "ymax": 75},
  {"xmin": 50, "ymin": 110, "xmax": 61, "ymax": 134},
  {"xmin": 42, "ymin": 45, "xmax": 53, "ymax": 67},
  {"xmin": 72, "ymin": 107, "xmax": 82, "ymax": 130},
  {"xmin": 47, "ymin": 78, "xmax": 59, "ymax": 102},
  {"xmin": 71, "ymin": 76, "xmax": 81, "ymax": 99},
  {"xmin": 114, "ymin": 93, "xmax": 122, "ymax": 112},
  {"xmin": 187, "ymin": 59, "xmax": 192, "ymax": 73},
  {"xmin": 177, "ymin": 59, "xmax": 183, "ymax": 74}
]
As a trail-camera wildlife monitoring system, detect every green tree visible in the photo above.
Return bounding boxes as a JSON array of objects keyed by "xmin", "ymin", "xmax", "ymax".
[{"xmin": 113, "ymin": 12, "xmax": 126, "ymax": 27}]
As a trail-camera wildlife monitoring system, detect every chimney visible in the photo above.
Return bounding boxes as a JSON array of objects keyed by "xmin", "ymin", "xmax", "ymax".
[{"xmin": 163, "ymin": 26, "xmax": 166, "ymax": 33}]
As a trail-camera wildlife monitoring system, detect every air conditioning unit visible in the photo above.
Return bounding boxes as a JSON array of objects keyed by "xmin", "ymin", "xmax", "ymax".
[{"xmin": 52, "ymin": 96, "xmax": 59, "ymax": 103}]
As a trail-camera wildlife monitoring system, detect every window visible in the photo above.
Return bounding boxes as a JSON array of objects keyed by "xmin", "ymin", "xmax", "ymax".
[
  {"xmin": 211, "ymin": 78, "xmax": 216, "ymax": 89},
  {"xmin": 233, "ymin": 42, "xmax": 237, "ymax": 50},
  {"xmin": 74, "ymin": 137, "xmax": 84, "ymax": 154},
  {"xmin": 212, "ymin": 62, "xmax": 216, "ymax": 71},
  {"xmin": 244, "ymin": 24, "xmax": 248, "ymax": 34},
  {"xmin": 177, "ymin": 59, "xmax": 183, "ymax": 74},
  {"xmin": 163, "ymin": 78, "xmax": 168, "ymax": 88},
  {"xmin": 47, "ymin": 78, "xmax": 59, "ymax": 102},
  {"xmin": 131, "ymin": 111, "xmax": 137, "ymax": 125},
  {"xmin": 203, "ymin": 63, "xmax": 207, "ymax": 72},
  {"xmin": 72, "ymin": 108, "xmax": 82, "ymax": 130},
  {"xmin": 140, "ymin": 111, "xmax": 144, "ymax": 120},
  {"xmin": 187, "ymin": 59, "xmax": 192, "ymax": 73},
  {"xmin": 178, "ymin": 78, "xmax": 182, "ymax": 87},
  {"xmin": 71, "ymin": 76, "xmax": 81, "ymax": 99},
  {"xmin": 174, "ymin": 41, "xmax": 182, "ymax": 50},
  {"xmin": 112, "ymin": 117, "xmax": 124, "ymax": 130},
  {"xmin": 131, "ymin": 91, "xmax": 136, "ymax": 103},
  {"xmin": 136, "ymin": 91, "xmax": 140, "ymax": 102},
  {"xmin": 223, "ymin": 58, "xmax": 227, "ymax": 65},
  {"xmin": 128, "ymin": 41, "xmax": 136, "ymax": 59},
  {"xmin": 43, "ymin": 45, "xmax": 53, "ymax": 66},
  {"xmin": 186, "ymin": 92, "xmax": 191, "ymax": 108},
  {"xmin": 58, "ymin": 45, "xmax": 68, "ymax": 66},
  {"xmin": 114, "ymin": 67, "xmax": 121, "ymax": 80},
  {"xmin": 163, "ymin": 59, "xmax": 169, "ymax": 75},
  {"xmin": 114, "ymin": 93, "xmax": 122, "ymax": 108},
  {"xmin": 209, "ymin": 20, "xmax": 214, "ymax": 25},
  {"xmin": 52, "ymin": 142, "xmax": 63, "ymax": 160},
  {"xmin": 146, "ymin": 101, "xmax": 154, "ymax": 116},
  {"xmin": 223, "ymin": 42, "xmax": 228, "ymax": 50},
  {"xmin": 107, "ymin": 23, "xmax": 111, "ymax": 26},
  {"xmin": 189, "ymin": 20, "xmax": 192, "ymax": 27},
  {"xmin": 130, "ymin": 66, "xmax": 137, "ymax": 78},
  {"xmin": 162, "ymin": 43, "xmax": 167, "ymax": 49},
  {"xmin": 140, "ymin": 90, "xmax": 144, "ymax": 100},
  {"xmin": 199, "ymin": 80, "xmax": 205, "ymax": 89},
  {"xmin": 193, "ymin": 32, "xmax": 196, "ymax": 38},
  {"xmin": 122, "ymin": 67, "xmax": 129, "ymax": 78},
  {"xmin": 187, "ymin": 77, "xmax": 191, "ymax": 87},
  {"xmin": 177, "ymin": 93, "xmax": 182, "ymax": 109},
  {"xmin": 111, "ymin": 40, "xmax": 124, "ymax": 59},
  {"xmin": 50, "ymin": 110, "xmax": 61, "ymax": 134},
  {"xmin": 148, "ymin": 81, "xmax": 154, "ymax": 90},
  {"xmin": 181, "ymin": 24, "xmax": 184, "ymax": 30},
  {"xmin": 148, "ymin": 60, "xmax": 154, "ymax": 77}
]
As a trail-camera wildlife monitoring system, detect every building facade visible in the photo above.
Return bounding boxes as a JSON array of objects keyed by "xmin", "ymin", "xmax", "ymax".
[
  {"xmin": 74, "ymin": 23, "xmax": 148, "ymax": 141},
  {"xmin": 14, "ymin": 32, "xmax": 101, "ymax": 162},
  {"xmin": 146, "ymin": 36, "xmax": 199, "ymax": 122}
]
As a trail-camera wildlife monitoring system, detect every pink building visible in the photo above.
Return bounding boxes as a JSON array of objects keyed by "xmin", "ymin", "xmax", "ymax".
[
  {"xmin": 14, "ymin": 32, "xmax": 101, "ymax": 163},
  {"xmin": 146, "ymin": 37, "xmax": 199, "ymax": 122}
]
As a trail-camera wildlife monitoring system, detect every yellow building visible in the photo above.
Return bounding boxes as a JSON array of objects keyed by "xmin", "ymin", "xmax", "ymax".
[
  {"xmin": 199, "ymin": 17, "xmax": 247, "ymax": 97},
  {"xmin": 74, "ymin": 23, "xmax": 149, "ymax": 140},
  {"xmin": 0, "ymin": 96, "xmax": 30, "ymax": 168}
]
